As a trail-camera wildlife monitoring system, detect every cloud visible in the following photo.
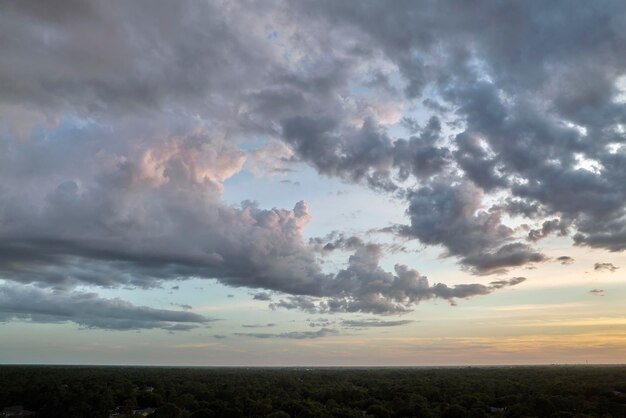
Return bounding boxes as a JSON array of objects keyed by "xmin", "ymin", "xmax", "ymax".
[
  {"xmin": 241, "ymin": 323, "xmax": 276, "ymax": 328},
  {"xmin": 309, "ymin": 232, "xmax": 365, "ymax": 253},
  {"xmin": 234, "ymin": 328, "xmax": 338, "ymax": 340},
  {"xmin": 270, "ymin": 245, "xmax": 527, "ymax": 314},
  {"xmin": 402, "ymin": 183, "xmax": 546, "ymax": 274},
  {"xmin": 284, "ymin": 1, "xmax": 626, "ymax": 258},
  {"xmin": 171, "ymin": 303, "xmax": 192, "ymax": 310},
  {"xmin": 0, "ymin": 120, "xmax": 327, "ymax": 298},
  {"xmin": 488, "ymin": 277, "xmax": 527, "ymax": 289},
  {"xmin": 306, "ymin": 318, "xmax": 336, "ymax": 328},
  {"xmin": 557, "ymin": 256, "xmax": 575, "ymax": 265},
  {"xmin": 252, "ymin": 292, "xmax": 273, "ymax": 301},
  {"xmin": 594, "ymin": 262, "xmax": 619, "ymax": 272},
  {"xmin": 461, "ymin": 244, "xmax": 546, "ymax": 275},
  {"xmin": 341, "ymin": 319, "xmax": 414, "ymax": 329},
  {"xmin": 270, "ymin": 296, "xmax": 318, "ymax": 314},
  {"xmin": 574, "ymin": 226, "xmax": 626, "ymax": 252},
  {"xmin": 589, "ymin": 289, "xmax": 605, "ymax": 296},
  {"xmin": 527, "ymin": 219, "xmax": 569, "ymax": 242},
  {"xmin": 0, "ymin": 284, "xmax": 213, "ymax": 331},
  {"xmin": 0, "ymin": 0, "xmax": 279, "ymax": 118}
]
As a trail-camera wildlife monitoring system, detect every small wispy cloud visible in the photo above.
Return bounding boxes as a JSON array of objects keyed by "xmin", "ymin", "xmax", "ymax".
[
  {"xmin": 557, "ymin": 256, "xmax": 574, "ymax": 265},
  {"xmin": 241, "ymin": 323, "xmax": 276, "ymax": 328},
  {"xmin": 234, "ymin": 328, "xmax": 338, "ymax": 339},
  {"xmin": 252, "ymin": 292, "xmax": 272, "ymax": 301},
  {"xmin": 594, "ymin": 263, "xmax": 619, "ymax": 272},
  {"xmin": 341, "ymin": 319, "xmax": 414, "ymax": 329}
]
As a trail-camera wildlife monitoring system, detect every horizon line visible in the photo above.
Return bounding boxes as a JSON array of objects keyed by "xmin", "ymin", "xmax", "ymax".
[{"xmin": 1, "ymin": 363, "xmax": 624, "ymax": 368}]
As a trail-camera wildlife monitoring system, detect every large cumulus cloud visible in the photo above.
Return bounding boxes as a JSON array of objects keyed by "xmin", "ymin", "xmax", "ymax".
[
  {"xmin": 0, "ymin": 110, "xmax": 511, "ymax": 317},
  {"xmin": 291, "ymin": 0, "xmax": 626, "ymax": 255}
]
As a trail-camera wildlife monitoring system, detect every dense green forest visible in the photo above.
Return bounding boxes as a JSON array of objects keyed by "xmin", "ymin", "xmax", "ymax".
[{"xmin": 0, "ymin": 366, "xmax": 625, "ymax": 417}]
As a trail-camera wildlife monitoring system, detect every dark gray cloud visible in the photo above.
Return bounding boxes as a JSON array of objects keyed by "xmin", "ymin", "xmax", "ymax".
[
  {"xmin": 270, "ymin": 296, "xmax": 318, "ymax": 314},
  {"xmin": 488, "ymin": 277, "xmax": 527, "ymax": 289},
  {"xmin": 252, "ymin": 292, "xmax": 273, "ymax": 301},
  {"xmin": 502, "ymin": 199, "xmax": 544, "ymax": 220},
  {"xmin": 402, "ymin": 183, "xmax": 546, "ymax": 274},
  {"xmin": 557, "ymin": 256, "xmax": 575, "ymax": 265},
  {"xmin": 310, "ymin": 231, "xmax": 410, "ymax": 255},
  {"xmin": 461, "ymin": 244, "xmax": 546, "ymax": 276},
  {"xmin": 0, "ymin": 184, "xmax": 323, "ymax": 295},
  {"xmin": 575, "ymin": 224, "xmax": 626, "ymax": 252},
  {"xmin": 234, "ymin": 328, "xmax": 338, "ymax": 340},
  {"xmin": 309, "ymin": 232, "xmax": 365, "ymax": 253},
  {"xmin": 322, "ymin": 244, "xmax": 497, "ymax": 312},
  {"xmin": 594, "ymin": 262, "xmax": 619, "ymax": 272},
  {"xmin": 527, "ymin": 219, "xmax": 569, "ymax": 242},
  {"xmin": 0, "ymin": 284, "xmax": 213, "ymax": 331},
  {"xmin": 286, "ymin": 1, "xmax": 626, "ymax": 257},
  {"xmin": 270, "ymin": 245, "xmax": 527, "ymax": 314},
  {"xmin": 393, "ymin": 117, "xmax": 452, "ymax": 181}
]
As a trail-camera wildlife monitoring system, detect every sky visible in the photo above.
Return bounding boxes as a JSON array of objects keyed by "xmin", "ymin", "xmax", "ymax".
[{"xmin": 0, "ymin": 0, "xmax": 625, "ymax": 366}]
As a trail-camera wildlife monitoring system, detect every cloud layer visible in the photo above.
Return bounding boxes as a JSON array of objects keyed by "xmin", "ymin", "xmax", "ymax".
[
  {"xmin": 0, "ymin": 284, "xmax": 213, "ymax": 331},
  {"xmin": 1, "ymin": 0, "xmax": 625, "ymax": 326}
]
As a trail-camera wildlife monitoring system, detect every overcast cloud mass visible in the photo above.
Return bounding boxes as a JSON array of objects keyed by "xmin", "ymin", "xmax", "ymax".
[{"xmin": 1, "ymin": 0, "xmax": 625, "ymax": 339}]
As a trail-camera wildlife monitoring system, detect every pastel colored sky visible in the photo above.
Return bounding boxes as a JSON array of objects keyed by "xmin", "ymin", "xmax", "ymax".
[{"xmin": 1, "ymin": 0, "xmax": 625, "ymax": 366}]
